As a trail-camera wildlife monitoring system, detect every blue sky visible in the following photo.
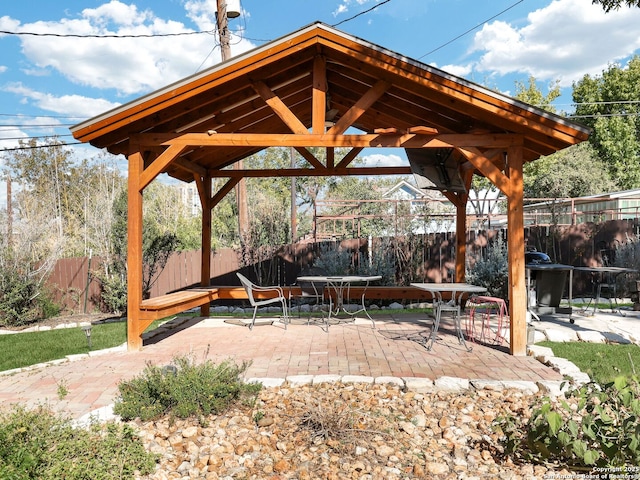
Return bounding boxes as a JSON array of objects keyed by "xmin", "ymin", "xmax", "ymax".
[{"xmin": 1, "ymin": 0, "xmax": 640, "ymax": 205}]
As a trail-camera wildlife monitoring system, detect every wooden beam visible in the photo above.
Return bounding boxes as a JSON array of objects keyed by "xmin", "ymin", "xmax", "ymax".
[
  {"xmin": 200, "ymin": 175, "xmax": 212, "ymax": 317},
  {"xmin": 408, "ymin": 126, "xmax": 439, "ymax": 135},
  {"xmin": 312, "ymin": 55, "xmax": 327, "ymax": 135},
  {"xmin": 326, "ymin": 147, "xmax": 334, "ymax": 169},
  {"xmin": 139, "ymin": 144, "xmax": 187, "ymax": 191},
  {"xmin": 252, "ymin": 80, "xmax": 309, "ymax": 135},
  {"xmin": 506, "ymin": 145, "xmax": 527, "ymax": 356},
  {"xmin": 458, "ymin": 146, "xmax": 512, "ymax": 196},
  {"xmin": 326, "ymin": 79, "xmax": 390, "ymax": 135},
  {"xmin": 173, "ymin": 156, "xmax": 208, "ymax": 177},
  {"xmin": 211, "ymin": 177, "xmax": 240, "ymax": 208},
  {"xmin": 295, "ymin": 147, "xmax": 327, "ymax": 170},
  {"xmin": 133, "ymin": 132, "xmax": 522, "ymax": 149},
  {"xmin": 335, "ymin": 147, "xmax": 363, "ymax": 169},
  {"xmin": 455, "ymin": 204, "xmax": 467, "ymax": 282},
  {"xmin": 207, "ymin": 166, "xmax": 412, "ymax": 178},
  {"xmin": 127, "ymin": 148, "xmax": 145, "ymax": 351}
]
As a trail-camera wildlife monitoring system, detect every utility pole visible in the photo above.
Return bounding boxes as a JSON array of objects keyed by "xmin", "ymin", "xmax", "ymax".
[
  {"xmin": 6, "ymin": 172, "xmax": 11, "ymax": 248},
  {"xmin": 216, "ymin": 0, "xmax": 248, "ymax": 243},
  {"xmin": 216, "ymin": 0, "xmax": 232, "ymax": 62}
]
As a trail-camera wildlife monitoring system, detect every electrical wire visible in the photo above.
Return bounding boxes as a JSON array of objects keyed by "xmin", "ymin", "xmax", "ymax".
[
  {"xmin": 332, "ymin": 0, "xmax": 393, "ymax": 28},
  {"xmin": 418, "ymin": 0, "xmax": 524, "ymax": 60},
  {"xmin": 0, "ymin": 29, "xmax": 216, "ymax": 39},
  {"xmin": 0, "ymin": 141, "xmax": 82, "ymax": 153},
  {"xmin": 0, "ymin": 113, "xmax": 84, "ymax": 119},
  {"xmin": 0, "ymin": 124, "xmax": 74, "ymax": 129},
  {"xmin": 568, "ymin": 112, "xmax": 640, "ymax": 119},
  {"xmin": 0, "ymin": 133, "xmax": 74, "ymax": 142}
]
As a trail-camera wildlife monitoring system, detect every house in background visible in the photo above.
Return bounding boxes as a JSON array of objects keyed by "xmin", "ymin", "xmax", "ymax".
[
  {"xmin": 524, "ymin": 189, "xmax": 640, "ymax": 226},
  {"xmin": 382, "ymin": 180, "xmax": 455, "ymax": 234}
]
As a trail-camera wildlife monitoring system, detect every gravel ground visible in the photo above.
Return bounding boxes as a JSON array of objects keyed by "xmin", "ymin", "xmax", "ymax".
[{"xmin": 132, "ymin": 381, "xmax": 578, "ymax": 480}]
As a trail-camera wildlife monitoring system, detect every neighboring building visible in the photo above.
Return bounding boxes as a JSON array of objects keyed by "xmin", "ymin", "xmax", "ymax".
[
  {"xmin": 178, "ymin": 183, "xmax": 201, "ymax": 216},
  {"xmin": 524, "ymin": 189, "xmax": 640, "ymax": 226},
  {"xmin": 382, "ymin": 180, "xmax": 455, "ymax": 233}
]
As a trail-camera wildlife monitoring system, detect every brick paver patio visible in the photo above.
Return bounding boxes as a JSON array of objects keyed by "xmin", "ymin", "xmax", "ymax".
[{"xmin": 0, "ymin": 313, "xmax": 562, "ymax": 419}]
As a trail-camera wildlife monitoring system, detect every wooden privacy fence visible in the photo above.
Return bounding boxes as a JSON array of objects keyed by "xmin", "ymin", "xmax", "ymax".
[{"xmin": 45, "ymin": 219, "xmax": 640, "ymax": 313}]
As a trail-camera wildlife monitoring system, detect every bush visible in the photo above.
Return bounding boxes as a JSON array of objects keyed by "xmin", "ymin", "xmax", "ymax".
[
  {"xmin": 613, "ymin": 235, "xmax": 640, "ymax": 296},
  {"xmin": 0, "ymin": 405, "xmax": 157, "ymax": 479},
  {"xmin": 0, "ymin": 270, "xmax": 40, "ymax": 327},
  {"xmin": 113, "ymin": 355, "xmax": 262, "ymax": 425},
  {"xmin": 494, "ymin": 376, "xmax": 640, "ymax": 469},
  {"xmin": 466, "ymin": 239, "xmax": 509, "ymax": 300},
  {"xmin": 96, "ymin": 270, "xmax": 127, "ymax": 316},
  {"xmin": 0, "ymin": 269, "xmax": 61, "ymax": 327}
]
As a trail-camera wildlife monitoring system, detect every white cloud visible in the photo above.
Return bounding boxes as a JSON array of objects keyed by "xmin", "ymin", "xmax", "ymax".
[
  {"xmin": 333, "ymin": 0, "xmax": 372, "ymax": 17},
  {"xmin": 184, "ymin": 0, "xmax": 219, "ymax": 30},
  {"xmin": 4, "ymin": 83, "xmax": 120, "ymax": 117},
  {"xmin": 0, "ymin": 15, "xmax": 21, "ymax": 33},
  {"xmin": 11, "ymin": 1, "xmax": 257, "ymax": 96},
  {"xmin": 361, "ymin": 152, "xmax": 406, "ymax": 167},
  {"xmin": 81, "ymin": 1, "xmax": 153, "ymax": 26},
  {"xmin": 468, "ymin": 0, "xmax": 640, "ymax": 86},
  {"xmin": 437, "ymin": 63, "xmax": 472, "ymax": 79}
]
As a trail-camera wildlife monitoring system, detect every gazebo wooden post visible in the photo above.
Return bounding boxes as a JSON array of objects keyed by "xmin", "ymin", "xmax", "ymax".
[
  {"xmin": 506, "ymin": 145, "xmax": 527, "ymax": 355},
  {"xmin": 127, "ymin": 149, "xmax": 144, "ymax": 351},
  {"xmin": 454, "ymin": 197, "xmax": 468, "ymax": 282},
  {"xmin": 200, "ymin": 175, "xmax": 212, "ymax": 316}
]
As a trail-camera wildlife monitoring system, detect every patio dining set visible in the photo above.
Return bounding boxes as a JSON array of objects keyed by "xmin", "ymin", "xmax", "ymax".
[{"xmin": 236, "ymin": 272, "xmax": 510, "ymax": 352}]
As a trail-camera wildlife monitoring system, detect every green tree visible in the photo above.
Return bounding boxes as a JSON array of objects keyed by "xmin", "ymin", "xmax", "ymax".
[
  {"xmin": 143, "ymin": 182, "xmax": 201, "ymax": 251},
  {"xmin": 524, "ymin": 143, "xmax": 618, "ymax": 199},
  {"xmin": 572, "ymin": 56, "xmax": 640, "ymax": 189},
  {"xmin": 240, "ymin": 148, "xmax": 296, "ymax": 283},
  {"xmin": 4, "ymin": 138, "xmax": 73, "ymax": 250},
  {"xmin": 469, "ymin": 75, "xmax": 562, "ymax": 222},
  {"xmin": 592, "ymin": 0, "xmax": 640, "ymax": 12},
  {"xmin": 4, "ymin": 139, "xmax": 126, "ymax": 258},
  {"xmin": 99, "ymin": 184, "xmax": 183, "ymax": 313},
  {"xmin": 514, "ymin": 75, "xmax": 561, "ymax": 113},
  {"xmin": 210, "ymin": 178, "xmax": 238, "ymax": 249}
]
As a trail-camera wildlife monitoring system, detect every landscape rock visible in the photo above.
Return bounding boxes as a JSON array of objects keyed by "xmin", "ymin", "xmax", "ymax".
[{"xmin": 131, "ymin": 382, "xmax": 575, "ymax": 479}]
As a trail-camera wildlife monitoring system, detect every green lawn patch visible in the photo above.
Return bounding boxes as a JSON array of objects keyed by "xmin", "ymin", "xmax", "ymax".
[
  {"xmin": 539, "ymin": 341, "xmax": 640, "ymax": 383},
  {"xmin": 0, "ymin": 319, "xmax": 164, "ymax": 372}
]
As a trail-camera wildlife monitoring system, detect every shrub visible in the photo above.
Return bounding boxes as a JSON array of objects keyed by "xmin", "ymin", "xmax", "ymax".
[
  {"xmin": 113, "ymin": 355, "xmax": 262, "ymax": 425},
  {"xmin": 0, "ymin": 270, "xmax": 40, "ymax": 327},
  {"xmin": 312, "ymin": 239, "xmax": 396, "ymax": 286},
  {"xmin": 0, "ymin": 268, "xmax": 62, "ymax": 327},
  {"xmin": 313, "ymin": 242, "xmax": 354, "ymax": 276},
  {"xmin": 613, "ymin": 235, "xmax": 640, "ymax": 296},
  {"xmin": 0, "ymin": 405, "xmax": 156, "ymax": 479},
  {"xmin": 95, "ymin": 270, "xmax": 127, "ymax": 316},
  {"xmin": 494, "ymin": 376, "xmax": 640, "ymax": 469},
  {"xmin": 466, "ymin": 239, "xmax": 509, "ymax": 300}
]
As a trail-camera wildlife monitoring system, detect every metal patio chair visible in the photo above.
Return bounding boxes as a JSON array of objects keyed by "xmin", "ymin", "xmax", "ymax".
[{"xmin": 237, "ymin": 273, "xmax": 289, "ymax": 330}]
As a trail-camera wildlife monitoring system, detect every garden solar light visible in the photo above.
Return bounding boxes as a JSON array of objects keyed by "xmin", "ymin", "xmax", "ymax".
[{"xmin": 81, "ymin": 324, "xmax": 92, "ymax": 349}]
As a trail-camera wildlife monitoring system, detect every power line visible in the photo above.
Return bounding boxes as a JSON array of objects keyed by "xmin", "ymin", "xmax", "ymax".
[
  {"xmin": 332, "ymin": 0, "xmax": 393, "ymax": 28},
  {"xmin": 0, "ymin": 113, "xmax": 84, "ymax": 119},
  {"xmin": 568, "ymin": 112, "xmax": 640, "ymax": 119},
  {"xmin": 0, "ymin": 133, "xmax": 74, "ymax": 142},
  {"xmin": 1, "ymin": 124, "xmax": 74, "ymax": 129},
  {"xmin": 0, "ymin": 141, "xmax": 82, "ymax": 153},
  {"xmin": 0, "ymin": 29, "xmax": 216, "ymax": 39},
  {"xmin": 418, "ymin": 0, "xmax": 524, "ymax": 60}
]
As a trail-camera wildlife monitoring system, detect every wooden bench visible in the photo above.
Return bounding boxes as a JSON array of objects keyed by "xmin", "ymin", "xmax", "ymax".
[{"xmin": 139, "ymin": 288, "xmax": 219, "ymax": 320}]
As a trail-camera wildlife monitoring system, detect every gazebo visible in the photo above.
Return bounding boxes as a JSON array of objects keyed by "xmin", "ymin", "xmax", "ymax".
[{"xmin": 71, "ymin": 22, "xmax": 589, "ymax": 355}]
